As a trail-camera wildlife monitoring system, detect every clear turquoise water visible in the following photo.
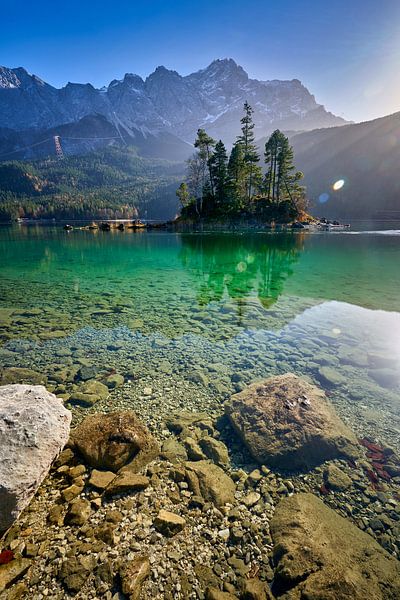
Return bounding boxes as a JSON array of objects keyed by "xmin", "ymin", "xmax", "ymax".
[{"xmin": 0, "ymin": 224, "xmax": 399, "ymax": 446}]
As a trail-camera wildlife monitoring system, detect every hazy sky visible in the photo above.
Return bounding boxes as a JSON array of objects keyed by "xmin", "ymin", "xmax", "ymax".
[{"xmin": 2, "ymin": 0, "xmax": 400, "ymax": 122}]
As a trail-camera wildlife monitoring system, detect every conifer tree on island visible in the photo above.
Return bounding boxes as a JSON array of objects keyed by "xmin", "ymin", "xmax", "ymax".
[
  {"xmin": 226, "ymin": 143, "xmax": 245, "ymax": 211},
  {"xmin": 236, "ymin": 101, "xmax": 262, "ymax": 202},
  {"xmin": 264, "ymin": 129, "xmax": 305, "ymax": 206},
  {"xmin": 194, "ymin": 128, "xmax": 216, "ymax": 197},
  {"xmin": 209, "ymin": 140, "xmax": 228, "ymax": 207},
  {"xmin": 178, "ymin": 102, "xmax": 306, "ymax": 223}
]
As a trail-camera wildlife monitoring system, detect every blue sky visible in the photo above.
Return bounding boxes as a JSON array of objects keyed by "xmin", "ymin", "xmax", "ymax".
[{"xmin": 2, "ymin": 0, "xmax": 400, "ymax": 121}]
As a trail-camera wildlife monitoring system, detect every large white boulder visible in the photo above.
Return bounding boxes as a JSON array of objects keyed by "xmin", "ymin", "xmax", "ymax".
[{"xmin": 0, "ymin": 384, "xmax": 71, "ymax": 532}]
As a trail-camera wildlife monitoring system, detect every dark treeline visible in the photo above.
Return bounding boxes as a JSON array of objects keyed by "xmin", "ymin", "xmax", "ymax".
[
  {"xmin": 177, "ymin": 102, "xmax": 307, "ymax": 222},
  {"xmin": 0, "ymin": 147, "xmax": 182, "ymax": 221}
]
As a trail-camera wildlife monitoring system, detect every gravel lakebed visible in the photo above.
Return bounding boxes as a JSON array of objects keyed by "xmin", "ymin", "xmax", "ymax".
[{"xmin": 0, "ymin": 289, "xmax": 400, "ymax": 598}]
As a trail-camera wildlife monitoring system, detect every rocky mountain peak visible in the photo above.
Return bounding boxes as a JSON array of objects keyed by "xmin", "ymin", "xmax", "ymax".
[
  {"xmin": 65, "ymin": 82, "xmax": 96, "ymax": 90},
  {"xmin": 0, "ymin": 66, "xmax": 37, "ymax": 89},
  {"xmin": 189, "ymin": 58, "xmax": 248, "ymax": 84},
  {"xmin": 206, "ymin": 58, "xmax": 247, "ymax": 76},
  {"xmin": 0, "ymin": 58, "xmax": 347, "ymax": 151},
  {"xmin": 122, "ymin": 73, "xmax": 144, "ymax": 86},
  {"xmin": 146, "ymin": 66, "xmax": 182, "ymax": 83}
]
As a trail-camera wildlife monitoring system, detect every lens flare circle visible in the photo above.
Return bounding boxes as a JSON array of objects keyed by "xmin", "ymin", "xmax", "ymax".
[
  {"xmin": 319, "ymin": 192, "xmax": 330, "ymax": 204},
  {"xmin": 333, "ymin": 179, "xmax": 345, "ymax": 191}
]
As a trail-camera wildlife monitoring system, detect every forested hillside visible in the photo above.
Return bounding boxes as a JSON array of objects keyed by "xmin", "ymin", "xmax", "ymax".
[
  {"xmin": 0, "ymin": 146, "xmax": 184, "ymax": 221},
  {"xmin": 290, "ymin": 112, "xmax": 400, "ymax": 219}
]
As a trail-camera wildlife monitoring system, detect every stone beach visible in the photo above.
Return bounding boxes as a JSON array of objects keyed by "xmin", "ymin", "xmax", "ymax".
[{"xmin": 0, "ymin": 371, "xmax": 399, "ymax": 598}]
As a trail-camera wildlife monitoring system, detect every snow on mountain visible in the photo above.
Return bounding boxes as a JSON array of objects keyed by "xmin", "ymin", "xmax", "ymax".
[{"xmin": 0, "ymin": 58, "xmax": 346, "ymax": 152}]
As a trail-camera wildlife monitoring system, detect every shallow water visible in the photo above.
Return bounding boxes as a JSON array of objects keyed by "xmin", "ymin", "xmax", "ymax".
[{"xmin": 0, "ymin": 224, "xmax": 399, "ymax": 448}]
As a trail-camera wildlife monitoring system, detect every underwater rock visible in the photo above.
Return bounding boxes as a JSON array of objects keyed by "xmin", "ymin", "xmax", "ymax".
[
  {"xmin": 185, "ymin": 461, "xmax": 236, "ymax": 507},
  {"xmin": 323, "ymin": 464, "xmax": 352, "ymax": 491},
  {"xmin": 271, "ymin": 493, "xmax": 400, "ymax": 599},
  {"xmin": 317, "ymin": 366, "xmax": 346, "ymax": 386},
  {"xmin": 225, "ymin": 373, "xmax": 360, "ymax": 470},
  {"xmin": 166, "ymin": 411, "xmax": 214, "ymax": 438},
  {"xmin": 103, "ymin": 373, "xmax": 125, "ymax": 389},
  {"xmin": 69, "ymin": 380, "xmax": 109, "ymax": 407},
  {"xmin": 76, "ymin": 365, "xmax": 99, "ymax": 381},
  {"xmin": 0, "ymin": 384, "xmax": 71, "ymax": 532},
  {"xmin": 369, "ymin": 368, "xmax": 399, "ymax": 389},
  {"xmin": 161, "ymin": 438, "xmax": 188, "ymax": 461},
  {"xmin": 69, "ymin": 411, "xmax": 159, "ymax": 472},
  {"xmin": 199, "ymin": 436, "xmax": 230, "ymax": 467},
  {"xmin": 0, "ymin": 368, "xmax": 47, "ymax": 386}
]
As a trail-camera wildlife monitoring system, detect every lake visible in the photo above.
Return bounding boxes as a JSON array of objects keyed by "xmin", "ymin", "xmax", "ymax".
[{"xmin": 0, "ymin": 223, "xmax": 399, "ymax": 453}]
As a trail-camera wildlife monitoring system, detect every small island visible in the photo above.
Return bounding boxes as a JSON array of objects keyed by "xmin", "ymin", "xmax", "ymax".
[{"xmin": 176, "ymin": 102, "xmax": 308, "ymax": 227}]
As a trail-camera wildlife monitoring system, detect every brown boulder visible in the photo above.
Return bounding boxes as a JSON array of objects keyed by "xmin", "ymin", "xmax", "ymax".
[
  {"xmin": 88, "ymin": 469, "xmax": 116, "ymax": 490},
  {"xmin": 120, "ymin": 555, "xmax": 150, "ymax": 600},
  {"xmin": 185, "ymin": 461, "xmax": 236, "ymax": 507},
  {"xmin": 64, "ymin": 499, "xmax": 91, "ymax": 526},
  {"xmin": 270, "ymin": 493, "xmax": 400, "ymax": 599},
  {"xmin": 240, "ymin": 577, "xmax": 274, "ymax": 600},
  {"xmin": 225, "ymin": 374, "xmax": 360, "ymax": 470},
  {"xmin": 206, "ymin": 588, "xmax": 237, "ymax": 600},
  {"xmin": 105, "ymin": 472, "xmax": 149, "ymax": 496},
  {"xmin": 241, "ymin": 578, "xmax": 275, "ymax": 599},
  {"xmin": 0, "ymin": 559, "xmax": 31, "ymax": 593},
  {"xmin": 69, "ymin": 411, "xmax": 159, "ymax": 472},
  {"xmin": 323, "ymin": 464, "xmax": 352, "ymax": 491},
  {"xmin": 154, "ymin": 510, "xmax": 186, "ymax": 537},
  {"xmin": 166, "ymin": 411, "xmax": 214, "ymax": 439}
]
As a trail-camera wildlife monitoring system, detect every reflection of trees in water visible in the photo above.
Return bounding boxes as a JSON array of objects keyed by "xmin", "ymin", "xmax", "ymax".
[{"xmin": 180, "ymin": 233, "xmax": 305, "ymax": 308}]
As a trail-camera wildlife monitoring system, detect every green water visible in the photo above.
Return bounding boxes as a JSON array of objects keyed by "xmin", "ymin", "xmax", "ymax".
[{"xmin": 0, "ymin": 225, "xmax": 399, "ymax": 447}]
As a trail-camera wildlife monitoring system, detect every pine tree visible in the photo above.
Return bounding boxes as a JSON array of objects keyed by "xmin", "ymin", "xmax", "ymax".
[
  {"xmin": 178, "ymin": 114, "xmax": 305, "ymax": 221},
  {"xmin": 236, "ymin": 102, "xmax": 262, "ymax": 202},
  {"xmin": 226, "ymin": 143, "xmax": 245, "ymax": 211},
  {"xmin": 186, "ymin": 153, "xmax": 206, "ymax": 216},
  {"xmin": 194, "ymin": 128, "xmax": 216, "ymax": 197},
  {"xmin": 176, "ymin": 182, "xmax": 191, "ymax": 208},
  {"xmin": 209, "ymin": 140, "xmax": 228, "ymax": 207},
  {"xmin": 264, "ymin": 130, "xmax": 304, "ymax": 205}
]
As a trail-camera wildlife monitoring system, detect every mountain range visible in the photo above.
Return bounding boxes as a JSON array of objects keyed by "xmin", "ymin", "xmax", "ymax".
[
  {"xmin": 0, "ymin": 59, "xmax": 346, "ymax": 160},
  {"xmin": 1, "ymin": 58, "xmax": 399, "ymax": 221}
]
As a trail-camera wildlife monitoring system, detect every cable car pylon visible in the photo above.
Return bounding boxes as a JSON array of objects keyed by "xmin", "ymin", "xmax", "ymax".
[{"xmin": 53, "ymin": 135, "xmax": 64, "ymax": 159}]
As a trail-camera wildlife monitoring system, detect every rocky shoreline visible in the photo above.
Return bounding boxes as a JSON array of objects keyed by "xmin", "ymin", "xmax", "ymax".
[{"xmin": 1, "ymin": 375, "xmax": 400, "ymax": 599}]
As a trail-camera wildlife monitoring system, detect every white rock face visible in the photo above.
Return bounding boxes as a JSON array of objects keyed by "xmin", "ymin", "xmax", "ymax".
[{"xmin": 0, "ymin": 384, "xmax": 71, "ymax": 532}]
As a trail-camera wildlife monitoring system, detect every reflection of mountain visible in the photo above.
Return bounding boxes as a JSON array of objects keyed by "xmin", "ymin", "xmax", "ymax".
[{"xmin": 180, "ymin": 233, "xmax": 304, "ymax": 308}]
